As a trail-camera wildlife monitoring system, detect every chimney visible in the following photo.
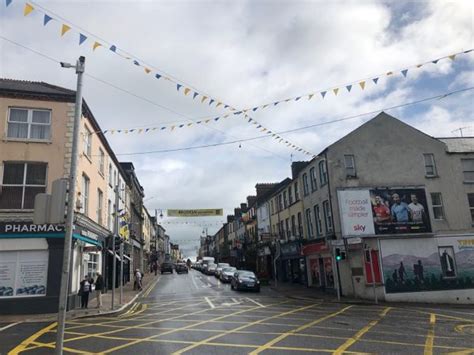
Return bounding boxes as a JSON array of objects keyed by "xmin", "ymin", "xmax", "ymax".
[
  {"xmin": 255, "ymin": 183, "xmax": 278, "ymax": 198},
  {"xmin": 247, "ymin": 195, "xmax": 257, "ymax": 207},
  {"xmin": 291, "ymin": 161, "xmax": 309, "ymax": 179},
  {"xmin": 240, "ymin": 203, "xmax": 247, "ymax": 212}
]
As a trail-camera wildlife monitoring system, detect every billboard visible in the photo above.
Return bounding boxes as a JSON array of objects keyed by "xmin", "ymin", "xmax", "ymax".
[
  {"xmin": 167, "ymin": 209, "xmax": 223, "ymax": 217},
  {"xmin": 338, "ymin": 187, "xmax": 431, "ymax": 236}
]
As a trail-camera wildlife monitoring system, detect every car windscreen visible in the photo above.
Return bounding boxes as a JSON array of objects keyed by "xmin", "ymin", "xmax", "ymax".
[
  {"xmin": 238, "ymin": 271, "xmax": 256, "ymax": 278},
  {"xmin": 223, "ymin": 267, "xmax": 236, "ymax": 272}
]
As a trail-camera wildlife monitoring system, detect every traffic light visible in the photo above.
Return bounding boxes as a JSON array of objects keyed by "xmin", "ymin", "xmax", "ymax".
[{"xmin": 335, "ymin": 248, "xmax": 346, "ymax": 261}]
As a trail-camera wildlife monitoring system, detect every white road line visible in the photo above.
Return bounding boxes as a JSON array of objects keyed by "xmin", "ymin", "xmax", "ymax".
[
  {"xmin": 246, "ymin": 297, "xmax": 265, "ymax": 307},
  {"xmin": 0, "ymin": 322, "xmax": 20, "ymax": 332},
  {"xmin": 191, "ymin": 272, "xmax": 199, "ymax": 290},
  {"xmin": 204, "ymin": 296, "xmax": 215, "ymax": 309},
  {"xmin": 232, "ymin": 298, "xmax": 239, "ymax": 303}
]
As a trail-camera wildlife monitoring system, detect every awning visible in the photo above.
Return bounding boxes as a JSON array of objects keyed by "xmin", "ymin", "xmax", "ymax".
[
  {"xmin": 107, "ymin": 249, "xmax": 121, "ymax": 261},
  {"xmin": 73, "ymin": 233, "xmax": 102, "ymax": 247}
]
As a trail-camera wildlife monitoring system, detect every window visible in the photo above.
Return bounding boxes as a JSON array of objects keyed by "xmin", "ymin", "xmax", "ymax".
[
  {"xmin": 430, "ymin": 193, "xmax": 444, "ymax": 220},
  {"xmin": 319, "ymin": 160, "xmax": 328, "ymax": 186},
  {"xmin": 83, "ymin": 125, "xmax": 92, "ymax": 157},
  {"xmin": 314, "ymin": 204, "xmax": 323, "ymax": 237},
  {"xmin": 107, "ymin": 199, "xmax": 112, "ymax": 230},
  {"xmin": 297, "ymin": 212, "xmax": 303, "ymax": 237},
  {"xmin": 283, "ymin": 191, "xmax": 288, "ymax": 209},
  {"xmin": 97, "ymin": 189, "xmax": 103, "ymax": 225},
  {"xmin": 99, "ymin": 149, "xmax": 105, "ymax": 175},
  {"xmin": 0, "ymin": 162, "xmax": 47, "ymax": 209},
  {"xmin": 82, "ymin": 174, "xmax": 90, "ymax": 215},
  {"xmin": 87, "ymin": 253, "xmax": 99, "ymax": 278},
  {"xmin": 438, "ymin": 247, "xmax": 456, "ymax": 278},
  {"xmin": 323, "ymin": 200, "xmax": 333, "ymax": 233},
  {"xmin": 270, "ymin": 200, "xmax": 274, "ymax": 214},
  {"xmin": 278, "ymin": 195, "xmax": 283, "ymax": 211},
  {"xmin": 344, "ymin": 154, "xmax": 356, "ymax": 177},
  {"xmin": 113, "ymin": 170, "xmax": 117, "ymax": 186},
  {"xmin": 291, "ymin": 215, "xmax": 296, "ymax": 236},
  {"xmin": 310, "ymin": 167, "xmax": 317, "ymax": 191},
  {"xmin": 288, "ymin": 187, "xmax": 293, "ymax": 205},
  {"xmin": 423, "ymin": 154, "xmax": 437, "ymax": 177},
  {"xmin": 7, "ymin": 108, "xmax": 51, "ymax": 140},
  {"xmin": 108, "ymin": 164, "xmax": 113, "ymax": 185},
  {"xmin": 468, "ymin": 193, "xmax": 474, "ymax": 224},
  {"xmin": 285, "ymin": 218, "xmax": 290, "ymax": 238},
  {"xmin": 303, "ymin": 173, "xmax": 309, "ymax": 196},
  {"xmin": 461, "ymin": 159, "xmax": 474, "ymax": 182},
  {"xmin": 294, "ymin": 181, "xmax": 299, "ymax": 201},
  {"xmin": 305, "ymin": 208, "xmax": 314, "ymax": 238}
]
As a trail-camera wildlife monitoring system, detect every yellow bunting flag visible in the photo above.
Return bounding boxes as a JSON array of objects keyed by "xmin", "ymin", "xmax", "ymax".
[
  {"xmin": 216, "ymin": 102, "xmax": 222, "ymax": 108},
  {"xmin": 416, "ymin": 64, "xmax": 423, "ymax": 68},
  {"xmin": 386, "ymin": 71, "xmax": 393, "ymax": 76},
  {"xmin": 224, "ymin": 114, "xmax": 229, "ymax": 118},
  {"xmin": 144, "ymin": 68, "xmax": 151, "ymax": 74},
  {"xmin": 449, "ymin": 54, "xmax": 456, "ymax": 61},
  {"xmin": 263, "ymin": 104, "xmax": 269, "ymax": 109},
  {"xmin": 124, "ymin": 129, "xmax": 129, "ymax": 134},
  {"xmin": 187, "ymin": 123, "xmax": 193, "ymax": 126},
  {"xmin": 61, "ymin": 24, "xmax": 71, "ymax": 36},
  {"xmin": 261, "ymin": 128, "xmax": 267, "ymax": 132},
  {"xmin": 93, "ymin": 41, "xmax": 102, "ymax": 51},
  {"xmin": 308, "ymin": 94, "xmax": 314, "ymax": 100},
  {"xmin": 171, "ymin": 125, "xmax": 175, "ymax": 131},
  {"xmin": 138, "ymin": 129, "xmax": 143, "ymax": 133},
  {"xmin": 24, "ymin": 3, "xmax": 34, "ymax": 16},
  {"xmin": 333, "ymin": 88, "xmax": 339, "ymax": 96},
  {"xmin": 201, "ymin": 96, "xmax": 208, "ymax": 103},
  {"xmin": 359, "ymin": 81, "xmax": 366, "ymax": 90},
  {"xmin": 184, "ymin": 88, "xmax": 191, "ymax": 95}
]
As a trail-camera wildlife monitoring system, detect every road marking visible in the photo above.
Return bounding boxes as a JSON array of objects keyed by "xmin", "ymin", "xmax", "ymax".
[
  {"xmin": 205, "ymin": 296, "xmax": 215, "ymax": 309},
  {"xmin": 249, "ymin": 305, "xmax": 353, "ymax": 355},
  {"xmin": 0, "ymin": 322, "xmax": 20, "ymax": 332},
  {"xmin": 246, "ymin": 297, "xmax": 265, "ymax": 308},
  {"xmin": 424, "ymin": 313, "xmax": 436, "ymax": 355},
  {"xmin": 8, "ymin": 322, "xmax": 57, "ymax": 355},
  {"xmin": 191, "ymin": 272, "xmax": 199, "ymax": 290},
  {"xmin": 333, "ymin": 307, "xmax": 392, "ymax": 355}
]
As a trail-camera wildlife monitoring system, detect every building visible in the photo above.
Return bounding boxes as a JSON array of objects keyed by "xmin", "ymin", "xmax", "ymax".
[{"xmin": 300, "ymin": 112, "xmax": 474, "ymax": 304}]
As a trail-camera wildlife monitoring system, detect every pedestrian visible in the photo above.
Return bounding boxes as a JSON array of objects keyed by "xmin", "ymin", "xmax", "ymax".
[
  {"xmin": 79, "ymin": 275, "xmax": 91, "ymax": 309},
  {"xmin": 153, "ymin": 261, "xmax": 158, "ymax": 276},
  {"xmin": 135, "ymin": 269, "xmax": 143, "ymax": 291},
  {"xmin": 95, "ymin": 272, "xmax": 104, "ymax": 308}
]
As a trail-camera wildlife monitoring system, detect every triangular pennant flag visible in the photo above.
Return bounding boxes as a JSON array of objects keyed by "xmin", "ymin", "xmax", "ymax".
[
  {"xmin": 295, "ymin": 97, "xmax": 301, "ymax": 101},
  {"xmin": 193, "ymin": 92, "xmax": 199, "ymax": 99},
  {"xmin": 177, "ymin": 84, "xmax": 182, "ymax": 91},
  {"xmin": 129, "ymin": 129, "xmax": 135, "ymax": 133},
  {"xmin": 386, "ymin": 71, "xmax": 393, "ymax": 76},
  {"xmin": 205, "ymin": 119, "xmax": 210, "ymax": 123},
  {"xmin": 267, "ymin": 131, "xmax": 272, "ymax": 134},
  {"xmin": 61, "ymin": 24, "xmax": 71, "ymax": 36},
  {"xmin": 308, "ymin": 94, "xmax": 314, "ymax": 100},
  {"xmin": 464, "ymin": 49, "xmax": 473, "ymax": 53},
  {"xmin": 263, "ymin": 104, "xmax": 269, "ymax": 109},
  {"xmin": 401, "ymin": 69, "xmax": 408, "ymax": 77},
  {"xmin": 261, "ymin": 128, "xmax": 267, "ymax": 132},
  {"xmin": 79, "ymin": 34, "xmax": 87, "ymax": 45},
  {"xmin": 145, "ymin": 128, "xmax": 150, "ymax": 132},
  {"xmin": 178, "ymin": 124, "xmax": 184, "ymax": 128},
  {"xmin": 224, "ymin": 105, "xmax": 229, "ymax": 109},
  {"xmin": 416, "ymin": 64, "xmax": 423, "ymax": 68},
  {"xmin": 184, "ymin": 88, "xmax": 191, "ymax": 95},
  {"xmin": 196, "ymin": 121, "xmax": 201, "ymax": 124},
  {"xmin": 187, "ymin": 123, "xmax": 193, "ymax": 126},
  {"xmin": 124, "ymin": 129, "xmax": 129, "ymax": 134},
  {"xmin": 372, "ymin": 78, "xmax": 379, "ymax": 84},
  {"xmin": 144, "ymin": 68, "xmax": 151, "ymax": 74},
  {"xmin": 346, "ymin": 85, "xmax": 352, "ymax": 92},
  {"xmin": 448, "ymin": 54, "xmax": 456, "ymax": 61},
  {"xmin": 110, "ymin": 130, "xmax": 115, "ymax": 134},
  {"xmin": 214, "ymin": 117, "xmax": 220, "ymax": 121},
  {"xmin": 133, "ymin": 60, "xmax": 140, "ymax": 66},
  {"xmin": 224, "ymin": 114, "xmax": 229, "ymax": 118},
  {"xmin": 6, "ymin": 0, "xmax": 12, "ymax": 7},
  {"xmin": 248, "ymin": 118, "xmax": 253, "ymax": 123},
  {"xmin": 24, "ymin": 3, "xmax": 34, "ymax": 16},
  {"xmin": 43, "ymin": 14, "xmax": 53, "ymax": 26},
  {"xmin": 117, "ymin": 130, "xmax": 121, "ymax": 133},
  {"xmin": 285, "ymin": 99, "xmax": 291, "ymax": 103},
  {"xmin": 110, "ymin": 45, "xmax": 117, "ymax": 52},
  {"xmin": 359, "ymin": 81, "xmax": 366, "ymax": 90},
  {"xmin": 171, "ymin": 126, "xmax": 175, "ymax": 131},
  {"xmin": 233, "ymin": 111, "xmax": 242, "ymax": 115},
  {"xmin": 252, "ymin": 107, "xmax": 258, "ymax": 112},
  {"xmin": 333, "ymin": 88, "xmax": 339, "ymax": 96},
  {"xmin": 321, "ymin": 91, "xmax": 327, "ymax": 98},
  {"xmin": 201, "ymin": 96, "xmax": 208, "ymax": 103},
  {"xmin": 256, "ymin": 125, "xmax": 262, "ymax": 128},
  {"xmin": 216, "ymin": 102, "xmax": 222, "ymax": 108},
  {"xmin": 155, "ymin": 74, "xmax": 161, "ymax": 79},
  {"xmin": 432, "ymin": 59, "xmax": 439, "ymax": 64},
  {"xmin": 103, "ymin": 130, "xmax": 108, "ymax": 134},
  {"xmin": 152, "ymin": 127, "xmax": 157, "ymax": 131},
  {"xmin": 138, "ymin": 129, "xmax": 143, "ymax": 133},
  {"xmin": 273, "ymin": 102, "xmax": 280, "ymax": 106},
  {"xmin": 93, "ymin": 42, "xmax": 102, "ymax": 51},
  {"xmin": 209, "ymin": 99, "xmax": 215, "ymax": 106}
]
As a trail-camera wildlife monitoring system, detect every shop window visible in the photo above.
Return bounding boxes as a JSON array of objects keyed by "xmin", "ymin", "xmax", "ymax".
[
  {"xmin": 87, "ymin": 253, "xmax": 99, "ymax": 278},
  {"xmin": 7, "ymin": 108, "xmax": 51, "ymax": 141},
  {"xmin": 364, "ymin": 249, "xmax": 382, "ymax": 284},
  {"xmin": 438, "ymin": 247, "xmax": 457, "ymax": 278},
  {"xmin": 0, "ymin": 162, "xmax": 47, "ymax": 209}
]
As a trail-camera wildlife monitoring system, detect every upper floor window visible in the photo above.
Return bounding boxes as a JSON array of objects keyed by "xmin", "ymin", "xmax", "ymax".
[
  {"xmin": 294, "ymin": 181, "xmax": 300, "ymax": 201},
  {"xmin": 291, "ymin": 215, "xmax": 296, "ymax": 236},
  {"xmin": 430, "ymin": 192, "xmax": 444, "ymax": 220},
  {"xmin": 278, "ymin": 195, "xmax": 283, "ymax": 211},
  {"xmin": 314, "ymin": 204, "xmax": 323, "ymax": 236},
  {"xmin": 108, "ymin": 164, "xmax": 113, "ymax": 185},
  {"xmin": 99, "ymin": 149, "xmax": 105, "ymax": 175},
  {"xmin": 310, "ymin": 167, "xmax": 317, "ymax": 192},
  {"xmin": 302, "ymin": 173, "xmax": 309, "ymax": 196},
  {"xmin": 107, "ymin": 199, "xmax": 112, "ymax": 230},
  {"xmin": 461, "ymin": 159, "xmax": 474, "ymax": 183},
  {"xmin": 82, "ymin": 174, "xmax": 90, "ymax": 215},
  {"xmin": 7, "ymin": 108, "xmax": 51, "ymax": 141},
  {"xmin": 288, "ymin": 186, "xmax": 293, "ymax": 205},
  {"xmin": 0, "ymin": 162, "xmax": 47, "ymax": 209},
  {"xmin": 323, "ymin": 200, "xmax": 333, "ymax": 233},
  {"xmin": 283, "ymin": 191, "xmax": 288, "ymax": 209},
  {"xmin": 305, "ymin": 208, "xmax": 314, "ymax": 238},
  {"xmin": 297, "ymin": 212, "xmax": 303, "ymax": 237},
  {"xmin": 83, "ymin": 126, "xmax": 92, "ymax": 157},
  {"xmin": 344, "ymin": 154, "xmax": 356, "ymax": 178},
  {"xmin": 97, "ymin": 189, "xmax": 103, "ymax": 225},
  {"xmin": 319, "ymin": 160, "xmax": 328, "ymax": 186},
  {"xmin": 468, "ymin": 193, "xmax": 474, "ymax": 224},
  {"xmin": 424, "ymin": 154, "xmax": 437, "ymax": 177},
  {"xmin": 270, "ymin": 199, "xmax": 274, "ymax": 214}
]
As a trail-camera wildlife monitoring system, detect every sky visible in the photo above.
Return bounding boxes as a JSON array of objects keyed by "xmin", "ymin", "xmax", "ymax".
[{"xmin": 1, "ymin": 0, "xmax": 473, "ymax": 257}]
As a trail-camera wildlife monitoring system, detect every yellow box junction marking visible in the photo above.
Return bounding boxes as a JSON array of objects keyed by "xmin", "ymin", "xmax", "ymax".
[
  {"xmin": 424, "ymin": 313, "xmax": 436, "ymax": 355},
  {"xmin": 8, "ymin": 322, "xmax": 57, "ymax": 355}
]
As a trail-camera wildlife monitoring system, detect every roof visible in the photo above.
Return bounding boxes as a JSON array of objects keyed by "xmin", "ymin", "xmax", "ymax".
[
  {"xmin": 438, "ymin": 137, "xmax": 474, "ymax": 153},
  {"xmin": 0, "ymin": 78, "xmax": 75, "ymax": 100}
]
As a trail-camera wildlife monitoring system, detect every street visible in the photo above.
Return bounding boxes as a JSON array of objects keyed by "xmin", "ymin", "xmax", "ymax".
[{"xmin": 1, "ymin": 270, "xmax": 474, "ymax": 354}]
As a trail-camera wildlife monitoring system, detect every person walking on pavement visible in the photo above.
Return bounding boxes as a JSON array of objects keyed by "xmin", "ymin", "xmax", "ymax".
[
  {"xmin": 79, "ymin": 275, "xmax": 91, "ymax": 309},
  {"xmin": 95, "ymin": 272, "xmax": 104, "ymax": 308},
  {"xmin": 135, "ymin": 269, "xmax": 143, "ymax": 291}
]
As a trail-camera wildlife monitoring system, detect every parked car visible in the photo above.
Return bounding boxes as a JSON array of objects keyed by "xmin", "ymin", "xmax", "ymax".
[
  {"xmin": 231, "ymin": 270, "xmax": 260, "ymax": 292},
  {"xmin": 215, "ymin": 263, "xmax": 230, "ymax": 278},
  {"xmin": 206, "ymin": 263, "xmax": 217, "ymax": 275},
  {"xmin": 176, "ymin": 263, "xmax": 188, "ymax": 274},
  {"xmin": 161, "ymin": 262, "xmax": 173, "ymax": 274},
  {"xmin": 219, "ymin": 266, "xmax": 237, "ymax": 283}
]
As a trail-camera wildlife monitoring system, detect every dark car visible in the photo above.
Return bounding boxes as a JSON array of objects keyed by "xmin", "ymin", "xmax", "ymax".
[
  {"xmin": 176, "ymin": 263, "xmax": 188, "ymax": 274},
  {"xmin": 161, "ymin": 262, "xmax": 173, "ymax": 274},
  {"xmin": 231, "ymin": 270, "xmax": 260, "ymax": 292}
]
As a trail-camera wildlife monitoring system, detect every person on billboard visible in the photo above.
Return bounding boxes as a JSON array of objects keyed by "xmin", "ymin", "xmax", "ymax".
[
  {"xmin": 398, "ymin": 262, "xmax": 408, "ymax": 283},
  {"xmin": 390, "ymin": 193, "xmax": 409, "ymax": 222},
  {"xmin": 373, "ymin": 196, "xmax": 391, "ymax": 223},
  {"xmin": 408, "ymin": 194, "xmax": 426, "ymax": 223}
]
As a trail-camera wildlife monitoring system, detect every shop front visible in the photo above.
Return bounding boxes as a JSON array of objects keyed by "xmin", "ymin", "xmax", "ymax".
[
  {"xmin": 256, "ymin": 245, "xmax": 273, "ymax": 280},
  {"xmin": 303, "ymin": 240, "xmax": 335, "ymax": 290},
  {"xmin": 279, "ymin": 241, "xmax": 306, "ymax": 285}
]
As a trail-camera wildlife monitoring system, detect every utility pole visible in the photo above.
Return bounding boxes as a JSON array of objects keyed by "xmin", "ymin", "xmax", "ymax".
[
  {"xmin": 112, "ymin": 184, "xmax": 119, "ymax": 310},
  {"xmin": 55, "ymin": 56, "xmax": 85, "ymax": 355},
  {"xmin": 119, "ymin": 232, "xmax": 124, "ymax": 304}
]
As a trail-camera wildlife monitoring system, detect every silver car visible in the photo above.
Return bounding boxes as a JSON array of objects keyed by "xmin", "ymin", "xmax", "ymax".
[
  {"xmin": 219, "ymin": 267, "xmax": 237, "ymax": 283},
  {"xmin": 215, "ymin": 263, "xmax": 230, "ymax": 278}
]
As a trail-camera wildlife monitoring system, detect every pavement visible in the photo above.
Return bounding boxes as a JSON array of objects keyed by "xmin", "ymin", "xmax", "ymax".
[{"xmin": 1, "ymin": 269, "xmax": 473, "ymax": 354}]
